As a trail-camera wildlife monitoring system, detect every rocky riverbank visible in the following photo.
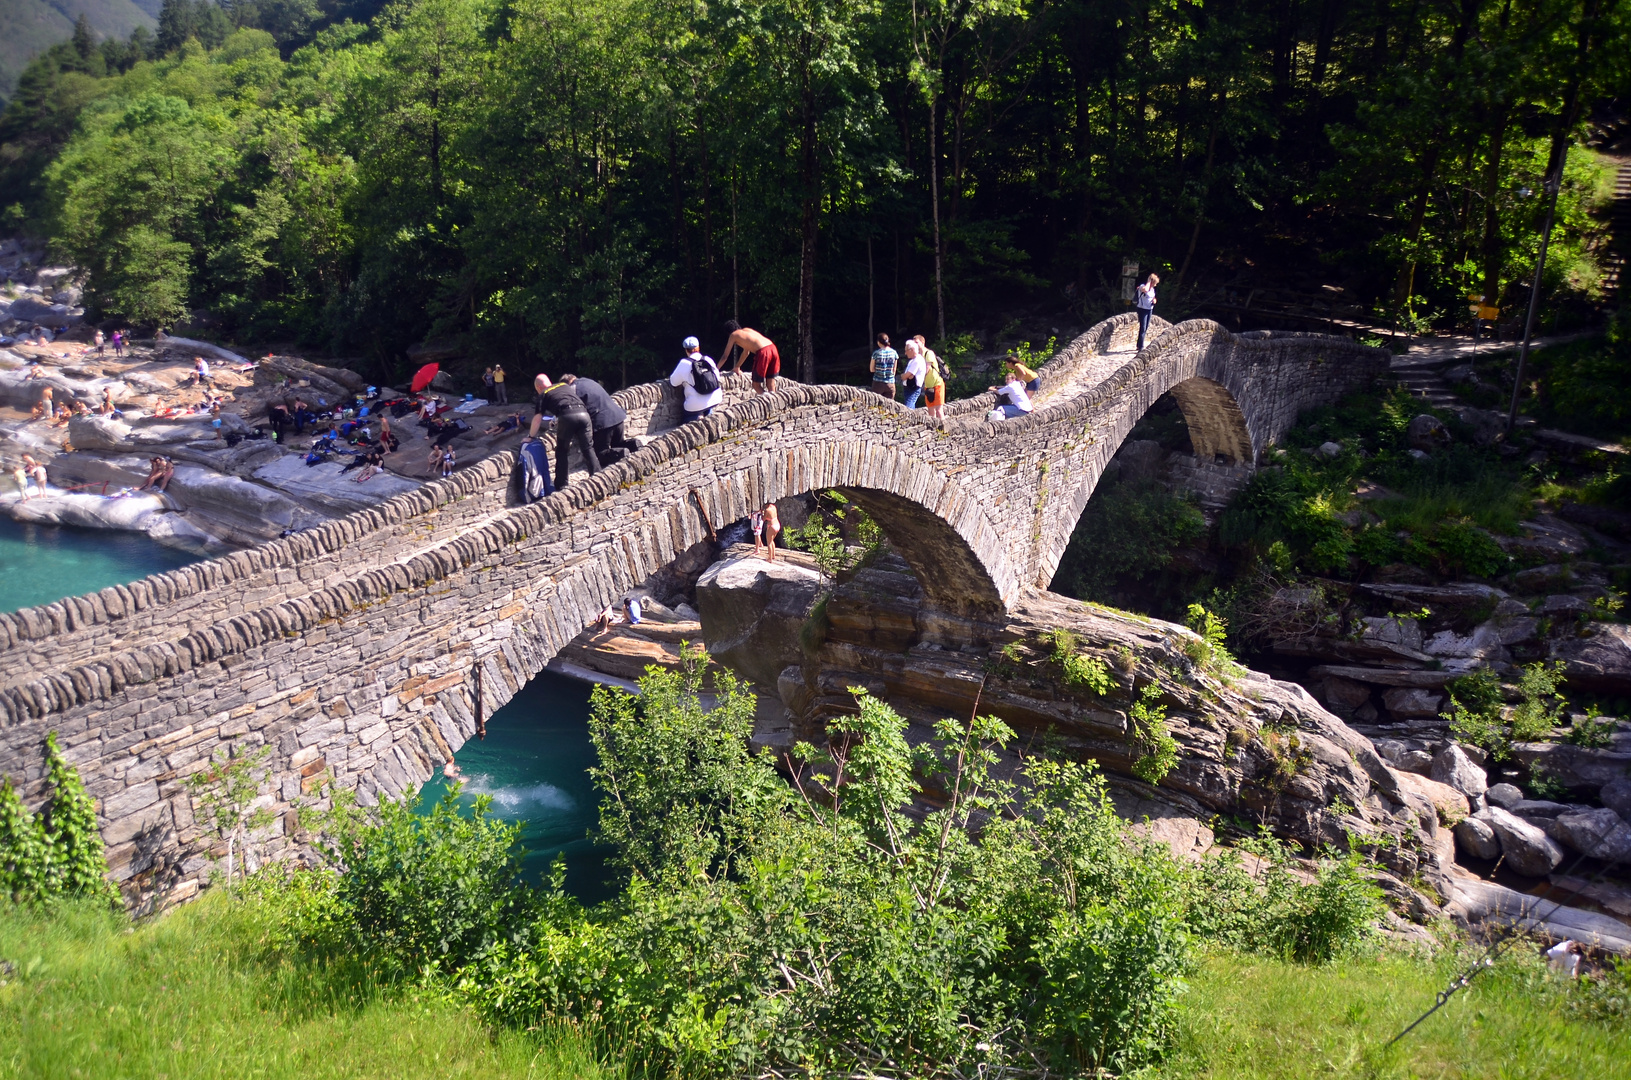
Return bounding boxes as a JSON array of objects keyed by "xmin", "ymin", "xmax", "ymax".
[{"xmin": 0, "ymin": 333, "xmax": 532, "ymax": 549}]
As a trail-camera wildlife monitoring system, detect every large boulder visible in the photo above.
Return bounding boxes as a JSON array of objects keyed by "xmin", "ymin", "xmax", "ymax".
[
  {"xmin": 696, "ymin": 554, "xmax": 828, "ymax": 687},
  {"xmin": 1479, "ymin": 806, "xmax": 1566, "ymax": 877},
  {"xmin": 1453, "ymin": 814, "xmax": 1500, "ymax": 859},
  {"xmin": 1430, "ymin": 743, "xmax": 1488, "ymax": 802},
  {"xmin": 1601, "ymin": 778, "xmax": 1631, "ymax": 820},
  {"xmin": 1548, "ymin": 808, "xmax": 1631, "ymax": 863},
  {"xmin": 1382, "ymin": 686, "xmax": 1443, "ymax": 718},
  {"xmin": 1407, "ymin": 414, "xmax": 1449, "ymax": 452},
  {"xmin": 1486, "ymin": 782, "xmax": 1524, "ymax": 809},
  {"xmin": 1549, "ymin": 622, "xmax": 1631, "ymax": 696},
  {"xmin": 1508, "ymin": 741, "xmax": 1631, "ymax": 795},
  {"xmin": 1393, "ymin": 769, "xmax": 1471, "ymax": 825}
]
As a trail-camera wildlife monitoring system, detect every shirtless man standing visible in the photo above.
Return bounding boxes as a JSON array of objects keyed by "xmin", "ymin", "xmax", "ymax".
[{"xmin": 721, "ymin": 320, "xmax": 781, "ymax": 394}]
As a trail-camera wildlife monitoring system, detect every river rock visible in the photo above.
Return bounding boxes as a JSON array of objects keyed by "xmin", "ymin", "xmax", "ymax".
[
  {"xmin": 1509, "ymin": 741, "xmax": 1631, "ymax": 794},
  {"xmin": 1453, "ymin": 814, "xmax": 1500, "ymax": 859},
  {"xmin": 1548, "ymin": 622, "xmax": 1631, "ymax": 695},
  {"xmin": 1423, "ymin": 623, "xmax": 1508, "ymax": 662},
  {"xmin": 1496, "ymin": 515, "xmax": 1591, "ymax": 561},
  {"xmin": 1601, "ymin": 778, "xmax": 1631, "ymax": 820},
  {"xmin": 1382, "ymin": 686, "xmax": 1443, "ymax": 718},
  {"xmin": 1430, "ymin": 743, "xmax": 1488, "ymax": 801},
  {"xmin": 1480, "ymin": 805, "xmax": 1566, "ymax": 877},
  {"xmin": 1540, "ymin": 594, "xmax": 1591, "ymax": 617},
  {"xmin": 1394, "ymin": 769, "xmax": 1470, "ymax": 825},
  {"xmin": 1457, "ymin": 407, "xmax": 1506, "ymax": 446},
  {"xmin": 696, "ymin": 553, "xmax": 827, "ymax": 687},
  {"xmin": 1486, "ymin": 782, "xmax": 1523, "ymax": 809},
  {"xmin": 1548, "ymin": 808, "xmax": 1631, "ymax": 862},
  {"xmin": 248, "ymin": 452, "xmax": 418, "ymax": 517},
  {"xmin": 1407, "ymin": 414, "xmax": 1449, "ymax": 452}
]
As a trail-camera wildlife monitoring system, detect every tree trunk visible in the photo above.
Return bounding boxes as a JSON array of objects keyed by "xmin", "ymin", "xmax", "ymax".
[
  {"xmin": 930, "ymin": 91, "xmax": 946, "ymax": 341},
  {"xmin": 1312, "ymin": 0, "xmax": 1344, "ymax": 85},
  {"xmin": 1479, "ymin": 108, "xmax": 1509, "ymax": 305},
  {"xmin": 1174, "ymin": 108, "xmax": 1220, "ymax": 299},
  {"xmin": 799, "ymin": 48, "xmax": 818, "ymax": 383},
  {"xmin": 867, "ymin": 235, "xmax": 874, "ymax": 348}
]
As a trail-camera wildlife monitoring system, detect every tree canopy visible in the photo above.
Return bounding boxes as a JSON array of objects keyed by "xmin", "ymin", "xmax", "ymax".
[{"xmin": 0, "ymin": 0, "xmax": 1625, "ymax": 386}]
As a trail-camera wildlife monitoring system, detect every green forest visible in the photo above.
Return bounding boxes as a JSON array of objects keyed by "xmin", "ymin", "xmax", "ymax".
[{"xmin": 0, "ymin": 0, "xmax": 1626, "ymax": 386}]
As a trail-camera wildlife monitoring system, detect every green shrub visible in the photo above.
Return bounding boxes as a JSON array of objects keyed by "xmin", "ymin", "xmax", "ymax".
[
  {"xmin": 1129, "ymin": 683, "xmax": 1180, "ymax": 784},
  {"xmin": 455, "ymin": 673, "xmax": 1197, "ymax": 1077},
  {"xmin": 0, "ymin": 732, "xmax": 118, "ymax": 907},
  {"xmin": 1444, "ymin": 662, "xmax": 1570, "ymax": 761},
  {"xmin": 307, "ymin": 785, "xmax": 534, "ymax": 977},
  {"xmin": 1043, "ymin": 627, "xmax": 1115, "ymax": 694}
]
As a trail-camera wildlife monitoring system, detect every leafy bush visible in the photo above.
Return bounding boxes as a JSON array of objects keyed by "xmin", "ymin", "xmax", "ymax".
[
  {"xmin": 307, "ymin": 785, "xmax": 535, "ymax": 977},
  {"xmin": 1444, "ymin": 662, "xmax": 1570, "ymax": 761},
  {"xmin": 1043, "ymin": 627, "xmax": 1115, "ymax": 694},
  {"xmin": 784, "ymin": 490, "xmax": 882, "ymax": 578},
  {"xmin": 452, "ymin": 673, "xmax": 1200, "ymax": 1077},
  {"xmin": 0, "ymin": 732, "xmax": 119, "ymax": 907},
  {"xmin": 1129, "ymin": 683, "xmax": 1180, "ymax": 785}
]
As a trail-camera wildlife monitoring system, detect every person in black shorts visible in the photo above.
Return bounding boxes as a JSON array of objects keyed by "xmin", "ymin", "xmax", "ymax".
[{"xmin": 529, "ymin": 373, "xmax": 602, "ymax": 490}]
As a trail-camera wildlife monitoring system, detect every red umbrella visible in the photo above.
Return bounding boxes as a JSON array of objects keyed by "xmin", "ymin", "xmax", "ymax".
[{"xmin": 410, "ymin": 362, "xmax": 440, "ymax": 393}]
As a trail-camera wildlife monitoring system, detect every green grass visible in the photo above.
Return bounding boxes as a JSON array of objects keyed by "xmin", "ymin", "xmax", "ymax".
[
  {"xmin": 5, "ymin": 896, "xmax": 1627, "ymax": 1080},
  {"xmin": 0, "ymin": 895, "xmax": 607, "ymax": 1080},
  {"xmin": 1153, "ymin": 949, "xmax": 1631, "ymax": 1079}
]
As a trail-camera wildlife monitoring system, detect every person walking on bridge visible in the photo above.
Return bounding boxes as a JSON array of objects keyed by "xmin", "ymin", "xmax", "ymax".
[
  {"xmin": 529, "ymin": 373, "xmax": 601, "ymax": 491},
  {"xmin": 721, "ymin": 320, "xmax": 780, "ymax": 394},
  {"xmin": 1136, "ymin": 272, "xmax": 1159, "ymax": 351},
  {"xmin": 901, "ymin": 339, "xmax": 926, "ymax": 408},
  {"xmin": 870, "ymin": 333, "xmax": 898, "ymax": 400}
]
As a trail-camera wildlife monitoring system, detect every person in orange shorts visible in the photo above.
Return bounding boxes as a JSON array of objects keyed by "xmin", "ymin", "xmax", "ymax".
[{"xmin": 721, "ymin": 321, "xmax": 780, "ymax": 394}]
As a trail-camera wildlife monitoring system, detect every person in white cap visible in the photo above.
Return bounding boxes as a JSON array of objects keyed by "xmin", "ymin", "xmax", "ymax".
[{"xmin": 669, "ymin": 336, "xmax": 723, "ymax": 423}]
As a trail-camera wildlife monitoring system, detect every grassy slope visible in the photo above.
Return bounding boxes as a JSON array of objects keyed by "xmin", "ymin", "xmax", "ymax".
[
  {"xmin": 1158, "ymin": 951, "xmax": 1629, "ymax": 1080},
  {"xmin": 0, "ymin": 0, "xmax": 155, "ymax": 100},
  {"xmin": 0, "ymin": 895, "xmax": 608, "ymax": 1080},
  {"xmin": 4, "ymin": 897, "xmax": 1625, "ymax": 1080}
]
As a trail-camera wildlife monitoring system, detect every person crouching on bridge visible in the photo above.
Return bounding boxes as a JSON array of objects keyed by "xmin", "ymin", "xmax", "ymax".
[
  {"xmin": 529, "ymin": 373, "xmax": 602, "ymax": 491},
  {"xmin": 989, "ymin": 372, "xmax": 1034, "ymax": 419},
  {"xmin": 670, "ymin": 338, "xmax": 723, "ymax": 422},
  {"xmin": 1006, "ymin": 355, "xmax": 1040, "ymax": 395},
  {"xmin": 722, "ymin": 321, "xmax": 781, "ymax": 394}
]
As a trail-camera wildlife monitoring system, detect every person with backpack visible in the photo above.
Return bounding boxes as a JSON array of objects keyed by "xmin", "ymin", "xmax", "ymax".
[
  {"xmin": 670, "ymin": 336, "xmax": 723, "ymax": 422},
  {"xmin": 529, "ymin": 372, "xmax": 602, "ymax": 490}
]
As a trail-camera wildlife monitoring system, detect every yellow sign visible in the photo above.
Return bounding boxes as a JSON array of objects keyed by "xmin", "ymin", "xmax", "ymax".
[{"xmin": 1477, "ymin": 305, "xmax": 1500, "ymax": 321}]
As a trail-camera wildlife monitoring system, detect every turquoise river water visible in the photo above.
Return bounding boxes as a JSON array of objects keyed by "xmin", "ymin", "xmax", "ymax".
[{"xmin": 0, "ymin": 518, "xmax": 611, "ymax": 898}]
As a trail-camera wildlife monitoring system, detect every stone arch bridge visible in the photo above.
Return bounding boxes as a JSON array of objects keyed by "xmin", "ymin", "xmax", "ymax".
[{"xmin": 0, "ymin": 312, "xmax": 1385, "ymax": 908}]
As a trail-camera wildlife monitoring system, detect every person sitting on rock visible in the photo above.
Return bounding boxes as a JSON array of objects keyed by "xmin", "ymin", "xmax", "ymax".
[
  {"xmin": 594, "ymin": 603, "xmax": 623, "ymax": 634},
  {"xmin": 191, "ymin": 356, "xmax": 211, "ymax": 388},
  {"xmin": 138, "ymin": 455, "xmax": 175, "ymax": 493},
  {"xmin": 622, "ymin": 595, "xmax": 642, "ymax": 626}
]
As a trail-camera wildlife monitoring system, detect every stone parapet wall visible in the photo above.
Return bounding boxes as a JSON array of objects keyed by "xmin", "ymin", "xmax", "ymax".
[{"xmin": 0, "ymin": 317, "xmax": 1385, "ymax": 912}]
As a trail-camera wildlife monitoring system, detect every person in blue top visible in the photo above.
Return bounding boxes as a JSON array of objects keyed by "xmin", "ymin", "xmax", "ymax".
[{"xmin": 870, "ymin": 333, "xmax": 899, "ymax": 400}]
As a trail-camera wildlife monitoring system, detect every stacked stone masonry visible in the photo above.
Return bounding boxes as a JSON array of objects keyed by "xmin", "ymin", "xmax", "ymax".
[{"xmin": 0, "ymin": 313, "xmax": 1386, "ymax": 911}]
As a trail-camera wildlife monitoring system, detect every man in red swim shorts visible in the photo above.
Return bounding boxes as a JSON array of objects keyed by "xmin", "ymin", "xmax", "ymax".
[{"xmin": 721, "ymin": 320, "xmax": 780, "ymax": 394}]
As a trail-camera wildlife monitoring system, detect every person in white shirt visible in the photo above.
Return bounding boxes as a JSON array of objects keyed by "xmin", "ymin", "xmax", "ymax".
[
  {"xmin": 990, "ymin": 373, "xmax": 1033, "ymax": 419},
  {"xmin": 901, "ymin": 340, "xmax": 927, "ymax": 409},
  {"xmin": 192, "ymin": 356, "xmax": 212, "ymax": 387},
  {"xmin": 669, "ymin": 336, "xmax": 724, "ymax": 421},
  {"xmin": 1136, "ymin": 273, "xmax": 1159, "ymax": 351}
]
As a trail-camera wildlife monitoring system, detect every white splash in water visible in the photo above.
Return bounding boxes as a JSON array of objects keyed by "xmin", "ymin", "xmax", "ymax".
[{"xmin": 459, "ymin": 773, "xmax": 575, "ymax": 813}]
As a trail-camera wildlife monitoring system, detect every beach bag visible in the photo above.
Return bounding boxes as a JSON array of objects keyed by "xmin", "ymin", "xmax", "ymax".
[{"xmin": 515, "ymin": 440, "xmax": 554, "ymax": 504}]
